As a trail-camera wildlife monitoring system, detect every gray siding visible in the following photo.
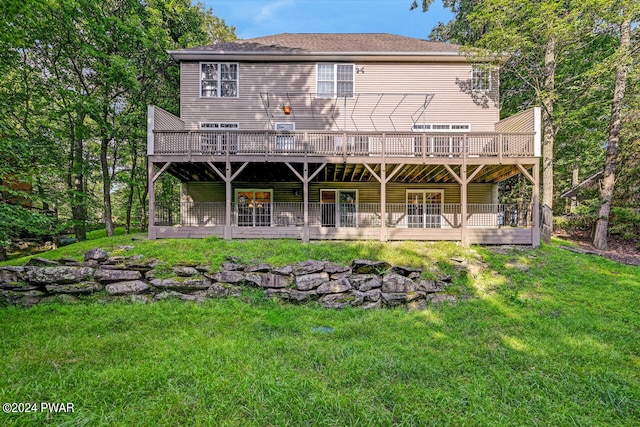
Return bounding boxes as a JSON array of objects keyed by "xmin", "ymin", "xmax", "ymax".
[
  {"xmin": 154, "ymin": 107, "xmax": 184, "ymax": 130},
  {"xmin": 180, "ymin": 61, "xmax": 500, "ymax": 132},
  {"xmin": 495, "ymin": 108, "xmax": 535, "ymax": 133}
]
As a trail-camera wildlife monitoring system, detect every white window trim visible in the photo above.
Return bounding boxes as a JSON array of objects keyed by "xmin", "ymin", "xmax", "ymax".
[
  {"xmin": 405, "ymin": 189, "xmax": 445, "ymax": 228},
  {"xmin": 316, "ymin": 63, "xmax": 355, "ymax": 99},
  {"xmin": 274, "ymin": 122, "xmax": 295, "ymax": 131},
  {"xmin": 234, "ymin": 189, "xmax": 274, "ymax": 226},
  {"xmin": 200, "ymin": 122, "xmax": 239, "ymax": 129},
  {"xmin": 199, "ymin": 62, "xmax": 239, "ymax": 98},
  {"xmin": 471, "ymin": 64, "xmax": 492, "ymax": 92},
  {"xmin": 412, "ymin": 123, "xmax": 471, "ymax": 132}
]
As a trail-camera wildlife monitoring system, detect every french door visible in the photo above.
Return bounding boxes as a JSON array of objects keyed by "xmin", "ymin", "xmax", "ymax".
[
  {"xmin": 407, "ymin": 190, "xmax": 443, "ymax": 228},
  {"xmin": 236, "ymin": 189, "xmax": 272, "ymax": 226},
  {"xmin": 320, "ymin": 190, "xmax": 357, "ymax": 227}
]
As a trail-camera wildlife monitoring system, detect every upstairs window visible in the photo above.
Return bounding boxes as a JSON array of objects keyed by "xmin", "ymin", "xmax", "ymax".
[
  {"xmin": 472, "ymin": 64, "xmax": 492, "ymax": 91},
  {"xmin": 317, "ymin": 64, "xmax": 354, "ymax": 98},
  {"xmin": 201, "ymin": 63, "xmax": 238, "ymax": 98}
]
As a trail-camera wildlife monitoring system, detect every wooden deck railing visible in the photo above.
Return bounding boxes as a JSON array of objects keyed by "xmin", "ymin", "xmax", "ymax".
[
  {"xmin": 152, "ymin": 130, "xmax": 536, "ymax": 158},
  {"xmin": 154, "ymin": 202, "xmax": 533, "ymax": 228}
]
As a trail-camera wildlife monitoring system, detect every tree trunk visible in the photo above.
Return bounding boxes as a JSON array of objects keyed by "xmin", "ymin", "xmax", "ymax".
[
  {"xmin": 125, "ymin": 142, "xmax": 139, "ymax": 234},
  {"xmin": 570, "ymin": 162, "xmax": 579, "ymax": 213},
  {"xmin": 101, "ymin": 135, "xmax": 115, "ymax": 237},
  {"xmin": 541, "ymin": 36, "xmax": 556, "ymax": 237},
  {"xmin": 593, "ymin": 17, "xmax": 631, "ymax": 250},
  {"xmin": 71, "ymin": 127, "xmax": 87, "ymax": 241}
]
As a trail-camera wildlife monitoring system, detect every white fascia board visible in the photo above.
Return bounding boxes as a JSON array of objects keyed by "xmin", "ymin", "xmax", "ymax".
[
  {"xmin": 168, "ymin": 51, "xmax": 469, "ymax": 63},
  {"xmin": 147, "ymin": 105, "xmax": 155, "ymax": 156},
  {"xmin": 534, "ymin": 106, "xmax": 542, "ymax": 157}
]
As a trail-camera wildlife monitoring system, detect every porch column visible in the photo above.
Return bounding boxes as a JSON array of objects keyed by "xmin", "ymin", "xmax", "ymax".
[
  {"xmin": 380, "ymin": 165, "xmax": 387, "ymax": 242},
  {"xmin": 302, "ymin": 161, "xmax": 309, "ymax": 242},
  {"xmin": 532, "ymin": 162, "xmax": 541, "ymax": 247},
  {"xmin": 460, "ymin": 165, "xmax": 469, "ymax": 246},
  {"xmin": 206, "ymin": 161, "xmax": 248, "ymax": 241},
  {"xmin": 225, "ymin": 161, "xmax": 232, "ymax": 240},
  {"xmin": 148, "ymin": 160, "xmax": 156, "ymax": 239},
  {"xmin": 285, "ymin": 162, "xmax": 326, "ymax": 243},
  {"xmin": 364, "ymin": 163, "xmax": 403, "ymax": 243}
]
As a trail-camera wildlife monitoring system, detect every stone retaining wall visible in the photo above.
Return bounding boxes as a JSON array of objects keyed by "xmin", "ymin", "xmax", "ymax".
[{"xmin": 0, "ymin": 248, "xmax": 455, "ymax": 309}]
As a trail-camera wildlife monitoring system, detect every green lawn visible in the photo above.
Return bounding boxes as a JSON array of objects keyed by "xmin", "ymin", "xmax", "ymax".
[{"xmin": 1, "ymin": 235, "xmax": 639, "ymax": 426}]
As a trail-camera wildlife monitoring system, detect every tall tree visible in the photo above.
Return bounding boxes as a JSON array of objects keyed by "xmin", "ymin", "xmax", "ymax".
[{"xmin": 593, "ymin": 2, "xmax": 638, "ymax": 249}]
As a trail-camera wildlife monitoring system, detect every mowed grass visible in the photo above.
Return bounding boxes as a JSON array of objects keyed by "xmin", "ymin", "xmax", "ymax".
[{"xmin": 1, "ymin": 235, "xmax": 639, "ymax": 426}]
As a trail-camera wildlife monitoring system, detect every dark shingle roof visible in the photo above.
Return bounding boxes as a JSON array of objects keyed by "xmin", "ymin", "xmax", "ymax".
[{"xmin": 174, "ymin": 33, "xmax": 461, "ymax": 55}]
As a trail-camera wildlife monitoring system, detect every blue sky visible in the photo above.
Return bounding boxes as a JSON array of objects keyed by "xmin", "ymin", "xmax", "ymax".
[{"xmin": 204, "ymin": 0, "xmax": 454, "ymax": 40}]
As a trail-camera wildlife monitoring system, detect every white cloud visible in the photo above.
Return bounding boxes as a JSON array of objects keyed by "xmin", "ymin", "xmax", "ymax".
[{"xmin": 254, "ymin": 0, "xmax": 295, "ymax": 24}]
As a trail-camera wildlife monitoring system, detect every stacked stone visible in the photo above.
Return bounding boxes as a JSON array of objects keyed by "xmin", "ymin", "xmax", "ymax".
[{"xmin": 0, "ymin": 249, "xmax": 454, "ymax": 308}]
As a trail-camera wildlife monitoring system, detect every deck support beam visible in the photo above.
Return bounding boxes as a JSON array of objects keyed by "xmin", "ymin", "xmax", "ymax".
[
  {"xmin": 205, "ymin": 161, "xmax": 250, "ymax": 240},
  {"xmin": 364, "ymin": 163, "xmax": 404, "ymax": 242},
  {"xmin": 532, "ymin": 162, "xmax": 541, "ymax": 247},
  {"xmin": 286, "ymin": 162, "xmax": 326, "ymax": 242},
  {"xmin": 148, "ymin": 160, "xmax": 157, "ymax": 239},
  {"xmin": 445, "ymin": 164, "xmax": 486, "ymax": 247}
]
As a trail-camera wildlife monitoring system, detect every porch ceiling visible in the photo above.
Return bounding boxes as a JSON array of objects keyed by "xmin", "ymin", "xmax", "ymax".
[{"xmin": 161, "ymin": 162, "xmax": 526, "ymax": 184}]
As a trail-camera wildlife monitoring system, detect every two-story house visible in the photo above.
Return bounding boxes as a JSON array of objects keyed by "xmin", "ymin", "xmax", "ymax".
[{"xmin": 148, "ymin": 33, "xmax": 541, "ymax": 246}]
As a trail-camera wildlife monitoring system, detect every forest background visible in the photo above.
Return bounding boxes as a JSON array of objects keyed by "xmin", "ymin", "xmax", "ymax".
[{"xmin": 1, "ymin": 0, "xmax": 638, "ymax": 252}]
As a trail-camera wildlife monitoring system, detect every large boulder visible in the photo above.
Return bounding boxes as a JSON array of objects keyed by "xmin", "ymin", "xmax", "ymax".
[
  {"xmin": 295, "ymin": 272, "xmax": 329, "ymax": 291},
  {"xmin": 23, "ymin": 267, "xmax": 95, "ymax": 285},
  {"xmin": 319, "ymin": 291, "xmax": 363, "ymax": 309},
  {"xmin": 292, "ymin": 260, "xmax": 326, "ymax": 275},
  {"xmin": 349, "ymin": 274, "xmax": 381, "ymax": 292},
  {"xmin": 260, "ymin": 273, "xmax": 290, "ymax": 289},
  {"xmin": 316, "ymin": 278, "xmax": 352, "ymax": 295},
  {"xmin": 206, "ymin": 283, "xmax": 242, "ymax": 298},
  {"xmin": 221, "ymin": 262, "xmax": 245, "ymax": 271},
  {"xmin": 286, "ymin": 289, "xmax": 317, "ymax": 303},
  {"xmin": 0, "ymin": 266, "xmax": 26, "ymax": 286},
  {"xmin": 243, "ymin": 274, "xmax": 263, "ymax": 287},
  {"xmin": 173, "ymin": 266, "xmax": 200, "ymax": 277},
  {"xmin": 95, "ymin": 269, "xmax": 142, "ymax": 284},
  {"xmin": 381, "ymin": 273, "xmax": 417, "ymax": 293},
  {"xmin": 354, "ymin": 289, "xmax": 381, "ymax": 302},
  {"xmin": 351, "ymin": 259, "xmax": 391, "ymax": 275},
  {"xmin": 324, "ymin": 263, "xmax": 351, "ymax": 279},
  {"xmin": 207, "ymin": 271, "xmax": 245, "ymax": 284},
  {"xmin": 417, "ymin": 280, "xmax": 445, "ymax": 294},
  {"xmin": 105, "ymin": 280, "xmax": 149, "ymax": 295},
  {"xmin": 45, "ymin": 282, "xmax": 103, "ymax": 294},
  {"xmin": 150, "ymin": 278, "xmax": 212, "ymax": 292},
  {"xmin": 84, "ymin": 248, "xmax": 109, "ymax": 263},
  {"xmin": 245, "ymin": 263, "xmax": 272, "ymax": 273},
  {"xmin": 1, "ymin": 289, "xmax": 47, "ymax": 307}
]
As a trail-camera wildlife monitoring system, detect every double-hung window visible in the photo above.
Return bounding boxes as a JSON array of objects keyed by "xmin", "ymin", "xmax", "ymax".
[
  {"xmin": 317, "ymin": 64, "xmax": 354, "ymax": 98},
  {"xmin": 201, "ymin": 63, "xmax": 238, "ymax": 98},
  {"xmin": 471, "ymin": 64, "xmax": 491, "ymax": 91}
]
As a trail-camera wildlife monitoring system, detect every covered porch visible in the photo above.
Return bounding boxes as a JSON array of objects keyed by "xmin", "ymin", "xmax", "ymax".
[{"xmin": 148, "ymin": 160, "xmax": 541, "ymax": 246}]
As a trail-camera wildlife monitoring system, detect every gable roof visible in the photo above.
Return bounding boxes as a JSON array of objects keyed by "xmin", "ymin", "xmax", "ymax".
[{"xmin": 169, "ymin": 33, "xmax": 465, "ymax": 62}]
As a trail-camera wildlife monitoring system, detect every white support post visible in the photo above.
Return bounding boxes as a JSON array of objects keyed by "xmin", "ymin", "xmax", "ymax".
[
  {"xmin": 532, "ymin": 162, "xmax": 541, "ymax": 247},
  {"xmin": 224, "ymin": 161, "xmax": 232, "ymax": 240},
  {"xmin": 461, "ymin": 165, "xmax": 469, "ymax": 247},
  {"xmin": 148, "ymin": 160, "xmax": 156, "ymax": 239}
]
